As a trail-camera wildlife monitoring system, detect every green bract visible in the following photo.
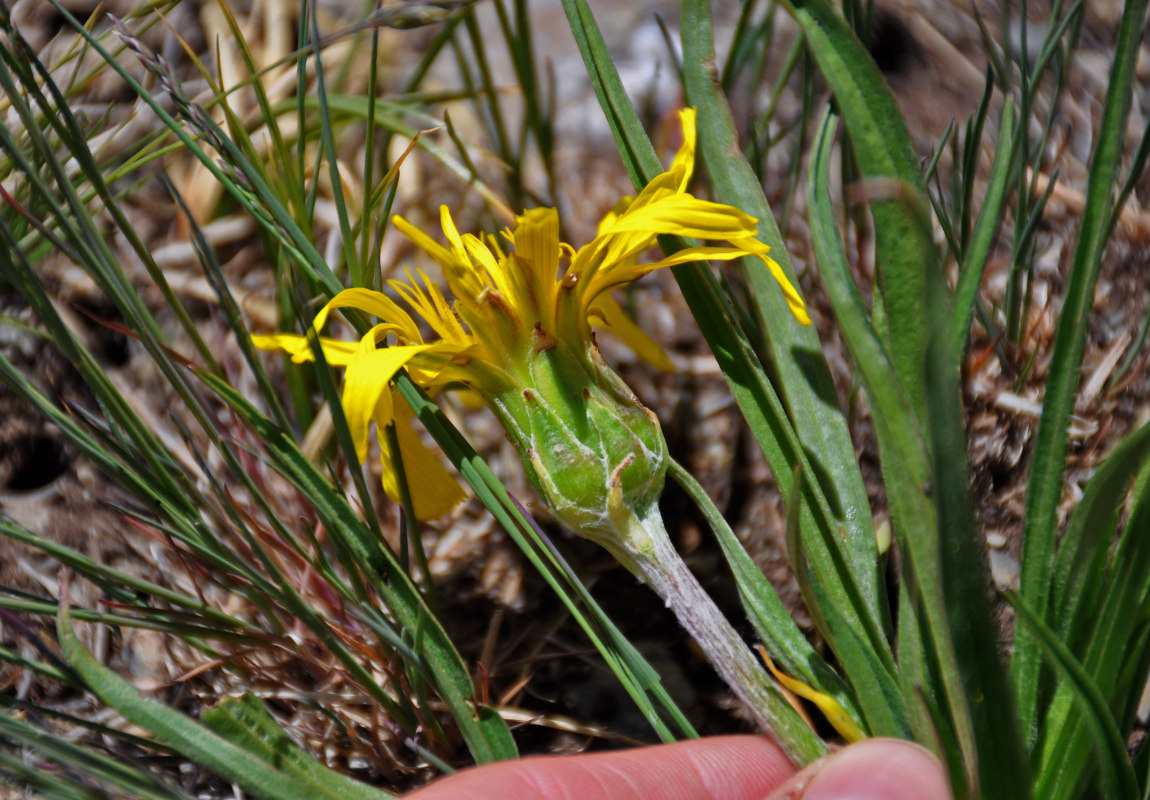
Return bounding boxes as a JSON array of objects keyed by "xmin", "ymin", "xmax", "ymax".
[{"xmin": 492, "ymin": 334, "xmax": 667, "ymax": 559}]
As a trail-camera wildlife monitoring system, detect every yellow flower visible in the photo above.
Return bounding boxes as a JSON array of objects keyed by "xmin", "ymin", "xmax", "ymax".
[{"xmin": 254, "ymin": 108, "xmax": 808, "ymax": 524}]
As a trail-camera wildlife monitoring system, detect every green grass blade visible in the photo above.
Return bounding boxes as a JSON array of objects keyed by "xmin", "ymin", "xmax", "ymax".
[
  {"xmin": 558, "ymin": 0, "xmax": 662, "ymax": 185},
  {"xmin": 949, "ymin": 99, "xmax": 1016, "ymax": 360},
  {"xmin": 0, "ymin": 711, "xmax": 192, "ymax": 800},
  {"xmin": 163, "ymin": 178, "xmax": 293, "ymax": 432},
  {"xmin": 0, "ymin": 518, "xmax": 251, "ymax": 632},
  {"xmin": 197, "ymin": 370, "xmax": 515, "ymax": 763},
  {"xmin": 1012, "ymin": 0, "xmax": 1149, "ymax": 738},
  {"xmin": 305, "ymin": 0, "xmax": 360, "ymax": 283}
]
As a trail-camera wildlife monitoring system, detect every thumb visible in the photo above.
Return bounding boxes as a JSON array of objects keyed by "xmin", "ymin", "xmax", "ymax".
[{"xmin": 766, "ymin": 739, "xmax": 951, "ymax": 800}]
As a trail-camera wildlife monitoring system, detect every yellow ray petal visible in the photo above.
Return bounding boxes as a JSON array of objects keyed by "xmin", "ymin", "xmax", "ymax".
[
  {"xmin": 313, "ymin": 287, "xmax": 421, "ymax": 341},
  {"xmin": 512, "ymin": 207, "xmax": 562, "ymax": 319},
  {"xmin": 378, "ymin": 391, "xmax": 466, "ymax": 520},
  {"xmin": 756, "ymin": 254, "xmax": 811, "ymax": 326},
  {"xmin": 589, "ymin": 293, "xmax": 675, "ymax": 373},
  {"xmin": 605, "ymin": 194, "xmax": 761, "ymax": 241},
  {"xmin": 393, "ymin": 213, "xmax": 461, "ymax": 272},
  {"xmin": 585, "ymin": 245, "xmax": 754, "ymax": 298},
  {"xmin": 462, "ymin": 233, "xmax": 509, "ymax": 297},
  {"xmin": 595, "ymin": 198, "xmax": 634, "ymax": 235},
  {"xmin": 342, "ymin": 330, "xmax": 433, "ymax": 462},
  {"xmin": 389, "ymin": 268, "xmax": 471, "ymax": 347},
  {"xmin": 670, "ymin": 107, "xmax": 697, "ymax": 192},
  {"xmin": 251, "ymin": 333, "xmax": 359, "ymax": 365}
]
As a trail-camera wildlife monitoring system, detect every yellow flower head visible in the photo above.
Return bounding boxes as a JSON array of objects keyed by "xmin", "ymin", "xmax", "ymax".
[{"xmin": 255, "ymin": 108, "xmax": 808, "ymax": 525}]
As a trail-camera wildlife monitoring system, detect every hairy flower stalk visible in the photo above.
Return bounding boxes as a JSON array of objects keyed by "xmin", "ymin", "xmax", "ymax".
[{"xmin": 255, "ymin": 109, "xmax": 822, "ymax": 762}]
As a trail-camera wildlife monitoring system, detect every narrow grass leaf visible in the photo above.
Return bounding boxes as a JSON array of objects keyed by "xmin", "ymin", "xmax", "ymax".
[
  {"xmin": 197, "ymin": 370, "xmax": 514, "ymax": 763},
  {"xmin": 949, "ymin": 99, "xmax": 1016, "ymax": 360},
  {"xmin": 0, "ymin": 711, "xmax": 192, "ymax": 800},
  {"xmin": 0, "ymin": 518, "xmax": 250, "ymax": 632}
]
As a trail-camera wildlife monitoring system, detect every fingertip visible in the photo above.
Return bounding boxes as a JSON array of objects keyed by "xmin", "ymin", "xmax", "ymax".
[{"xmin": 768, "ymin": 739, "xmax": 951, "ymax": 800}]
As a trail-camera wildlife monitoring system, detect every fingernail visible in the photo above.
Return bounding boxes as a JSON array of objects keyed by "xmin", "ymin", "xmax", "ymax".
[{"xmin": 767, "ymin": 740, "xmax": 951, "ymax": 800}]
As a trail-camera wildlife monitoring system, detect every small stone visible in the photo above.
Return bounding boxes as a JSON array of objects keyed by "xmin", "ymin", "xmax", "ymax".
[{"xmin": 988, "ymin": 549, "xmax": 1020, "ymax": 591}]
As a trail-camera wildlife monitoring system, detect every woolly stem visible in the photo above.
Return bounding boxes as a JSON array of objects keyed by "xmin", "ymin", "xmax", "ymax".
[{"xmin": 617, "ymin": 508, "xmax": 828, "ymax": 766}]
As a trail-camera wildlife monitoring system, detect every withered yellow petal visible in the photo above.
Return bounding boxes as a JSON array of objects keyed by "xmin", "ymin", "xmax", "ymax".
[{"xmin": 757, "ymin": 646, "xmax": 866, "ymax": 743}]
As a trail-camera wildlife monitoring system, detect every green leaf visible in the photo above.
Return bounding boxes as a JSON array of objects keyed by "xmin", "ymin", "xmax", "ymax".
[
  {"xmin": 808, "ymin": 109, "xmax": 1030, "ymax": 796},
  {"xmin": 924, "ymin": 178, "xmax": 1029, "ymax": 797},
  {"xmin": 1051, "ymin": 421, "xmax": 1150, "ymax": 645},
  {"xmin": 680, "ymin": 0, "xmax": 887, "ymax": 645},
  {"xmin": 780, "ymin": 468, "xmax": 908, "ymax": 740},
  {"xmin": 1034, "ymin": 444, "xmax": 1150, "ymax": 799},
  {"xmin": 784, "ymin": 0, "xmax": 934, "ymax": 424},
  {"xmin": 477, "ymin": 706, "xmax": 520, "ymax": 761},
  {"xmin": 667, "ymin": 459, "xmax": 869, "ymax": 735}
]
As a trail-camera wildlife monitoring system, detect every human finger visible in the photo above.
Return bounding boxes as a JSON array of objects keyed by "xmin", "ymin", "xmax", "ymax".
[{"xmin": 406, "ymin": 735, "xmax": 796, "ymax": 800}]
